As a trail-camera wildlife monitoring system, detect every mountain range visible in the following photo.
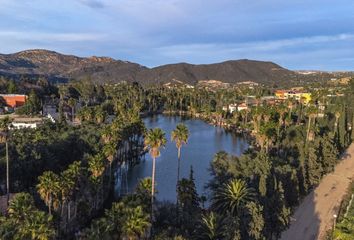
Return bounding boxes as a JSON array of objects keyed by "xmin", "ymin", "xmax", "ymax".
[{"xmin": 0, "ymin": 49, "xmax": 351, "ymax": 86}]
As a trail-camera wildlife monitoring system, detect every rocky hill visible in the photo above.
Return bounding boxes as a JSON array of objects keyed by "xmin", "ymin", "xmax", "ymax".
[{"xmin": 0, "ymin": 49, "xmax": 350, "ymax": 86}]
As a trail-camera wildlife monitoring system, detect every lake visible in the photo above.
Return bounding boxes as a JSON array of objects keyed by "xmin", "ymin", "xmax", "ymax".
[{"xmin": 120, "ymin": 114, "xmax": 249, "ymax": 202}]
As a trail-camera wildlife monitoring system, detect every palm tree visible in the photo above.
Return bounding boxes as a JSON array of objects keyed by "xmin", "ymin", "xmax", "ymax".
[
  {"xmin": 60, "ymin": 161, "xmax": 82, "ymax": 221},
  {"xmin": 252, "ymin": 110, "xmax": 261, "ymax": 134},
  {"xmin": 136, "ymin": 178, "xmax": 153, "ymax": 198},
  {"xmin": 212, "ymin": 179, "xmax": 253, "ymax": 217},
  {"xmin": 37, "ymin": 171, "xmax": 60, "ymax": 215},
  {"xmin": 20, "ymin": 210, "xmax": 56, "ymax": 240},
  {"xmin": 171, "ymin": 124, "xmax": 189, "ymax": 193},
  {"xmin": 103, "ymin": 143, "xmax": 117, "ymax": 185},
  {"xmin": 7, "ymin": 193, "xmax": 56, "ymax": 240},
  {"xmin": 0, "ymin": 116, "xmax": 11, "ymax": 206},
  {"xmin": 101, "ymin": 125, "xmax": 114, "ymax": 144},
  {"xmin": 334, "ymin": 111, "xmax": 341, "ymax": 133},
  {"xmin": 306, "ymin": 106, "xmax": 318, "ymax": 142},
  {"xmin": 277, "ymin": 104, "xmax": 287, "ymax": 136},
  {"xmin": 144, "ymin": 128, "xmax": 166, "ymax": 219},
  {"xmin": 122, "ymin": 206, "xmax": 150, "ymax": 240},
  {"xmin": 95, "ymin": 107, "xmax": 106, "ymax": 124},
  {"xmin": 287, "ymin": 99, "xmax": 294, "ymax": 118},
  {"xmin": 8, "ymin": 192, "xmax": 34, "ymax": 222},
  {"xmin": 197, "ymin": 212, "xmax": 224, "ymax": 240},
  {"xmin": 83, "ymin": 217, "xmax": 112, "ymax": 240},
  {"xmin": 88, "ymin": 153, "xmax": 106, "ymax": 183},
  {"xmin": 67, "ymin": 98, "xmax": 76, "ymax": 121},
  {"xmin": 88, "ymin": 153, "xmax": 107, "ymax": 209}
]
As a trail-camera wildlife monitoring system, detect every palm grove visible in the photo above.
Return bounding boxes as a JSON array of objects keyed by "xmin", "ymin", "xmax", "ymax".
[{"xmin": 0, "ymin": 76, "xmax": 353, "ymax": 239}]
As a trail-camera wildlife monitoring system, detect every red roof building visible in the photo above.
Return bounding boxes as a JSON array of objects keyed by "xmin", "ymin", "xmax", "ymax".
[{"xmin": 0, "ymin": 94, "xmax": 27, "ymax": 108}]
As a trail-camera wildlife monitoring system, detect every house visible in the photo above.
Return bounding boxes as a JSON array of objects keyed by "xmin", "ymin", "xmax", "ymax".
[
  {"xmin": 237, "ymin": 103, "xmax": 248, "ymax": 112},
  {"xmin": 223, "ymin": 104, "xmax": 238, "ymax": 113},
  {"xmin": 0, "ymin": 94, "xmax": 27, "ymax": 108},
  {"xmin": 274, "ymin": 90, "xmax": 311, "ymax": 104},
  {"xmin": 275, "ymin": 90, "xmax": 288, "ymax": 100}
]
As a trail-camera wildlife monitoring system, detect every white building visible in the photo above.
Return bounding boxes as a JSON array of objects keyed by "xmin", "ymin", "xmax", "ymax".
[{"xmin": 11, "ymin": 122, "xmax": 41, "ymax": 129}]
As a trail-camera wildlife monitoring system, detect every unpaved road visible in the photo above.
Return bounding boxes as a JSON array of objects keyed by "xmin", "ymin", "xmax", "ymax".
[{"xmin": 281, "ymin": 143, "xmax": 354, "ymax": 240}]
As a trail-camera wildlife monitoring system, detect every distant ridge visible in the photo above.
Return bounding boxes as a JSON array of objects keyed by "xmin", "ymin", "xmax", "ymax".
[
  {"xmin": 0, "ymin": 49, "xmax": 351, "ymax": 85},
  {"xmin": 135, "ymin": 60, "xmax": 294, "ymax": 85}
]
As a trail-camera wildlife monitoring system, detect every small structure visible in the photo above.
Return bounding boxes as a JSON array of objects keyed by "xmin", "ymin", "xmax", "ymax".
[
  {"xmin": 10, "ymin": 117, "xmax": 43, "ymax": 129},
  {"xmin": 223, "ymin": 104, "xmax": 238, "ymax": 113},
  {"xmin": 229, "ymin": 104, "xmax": 237, "ymax": 113},
  {"xmin": 237, "ymin": 103, "xmax": 248, "ymax": 112}
]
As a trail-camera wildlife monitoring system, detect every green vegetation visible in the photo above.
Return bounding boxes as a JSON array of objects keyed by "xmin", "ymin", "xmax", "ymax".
[
  {"xmin": 0, "ymin": 193, "xmax": 55, "ymax": 240},
  {"xmin": 0, "ymin": 76, "xmax": 353, "ymax": 239},
  {"xmin": 331, "ymin": 182, "xmax": 354, "ymax": 240}
]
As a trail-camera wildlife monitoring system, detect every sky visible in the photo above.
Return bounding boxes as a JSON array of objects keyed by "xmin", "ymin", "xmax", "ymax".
[{"xmin": 0, "ymin": 0, "xmax": 353, "ymax": 70}]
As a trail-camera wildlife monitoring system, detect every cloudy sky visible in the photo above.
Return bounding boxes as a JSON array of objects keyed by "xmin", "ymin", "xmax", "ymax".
[{"xmin": 0, "ymin": 0, "xmax": 353, "ymax": 70}]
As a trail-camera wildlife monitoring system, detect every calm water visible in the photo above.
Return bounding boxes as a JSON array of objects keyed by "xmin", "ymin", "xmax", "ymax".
[{"xmin": 125, "ymin": 115, "xmax": 249, "ymax": 201}]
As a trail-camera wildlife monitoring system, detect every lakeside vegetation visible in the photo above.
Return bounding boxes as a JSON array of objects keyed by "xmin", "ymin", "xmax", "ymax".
[{"xmin": 0, "ymin": 76, "xmax": 353, "ymax": 239}]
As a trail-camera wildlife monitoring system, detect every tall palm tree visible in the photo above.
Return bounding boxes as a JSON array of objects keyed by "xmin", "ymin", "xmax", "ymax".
[
  {"xmin": 277, "ymin": 104, "xmax": 287, "ymax": 136},
  {"xmin": 144, "ymin": 128, "xmax": 166, "ymax": 219},
  {"xmin": 0, "ymin": 116, "xmax": 11, "ymax": 205},
  {"xmin": 88, "ymin": 153, "xmax": 107, "ymax": 210},
  {"xmin": 212, "ymin": 179, "xmax": 253, "ymax": 217},
  {"xmin": 334, "ymin": 111, "xmax": 341, "ymax": 133},
  {"xmin": 37, "ymin": 171, "xmax": 60, "ymax": 215},
  {"xmin": 103, "ymin": 143, "xmax": 117, "ymax": 185},
  {"xmin": 88, "ymin": 153, "xmax": 106, "ymax": 182},
  {"xmin": 287, "ymin": 99, "xmax": 294, "ymax": 118},
  {"xmin": 306, "ymin": 106, "xmax": 318, "ymax": 142},
  {"xmin": 171, "ymin": 124, "xmax": 189, "ymax": 191},
  {"xmin": 67, "ymin": 98, "xmax": 76, "ymax": 121},
  {"xmin": 60, "ymin": 161, "xmax": 82, "ymax": 221}
]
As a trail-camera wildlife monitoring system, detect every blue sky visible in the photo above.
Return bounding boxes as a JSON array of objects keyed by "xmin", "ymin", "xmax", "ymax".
[{"xmin": 0, "ymin": 0, "xmax": 353, "ymax": 70}]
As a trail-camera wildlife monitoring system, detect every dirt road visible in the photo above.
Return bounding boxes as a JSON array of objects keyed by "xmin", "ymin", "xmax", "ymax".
[{"xmin": 281, "ymin": 143, "xmax": 354, "ymax": 240}]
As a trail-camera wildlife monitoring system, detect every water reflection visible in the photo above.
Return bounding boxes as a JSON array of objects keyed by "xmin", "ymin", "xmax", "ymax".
[{"xmin": 121, "ymin": 114, "xmax": 249, "ymax": 202}]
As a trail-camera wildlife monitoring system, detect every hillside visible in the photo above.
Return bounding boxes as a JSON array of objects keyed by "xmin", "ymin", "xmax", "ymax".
[
  {"xmin": 0, "ymin": 49, "xmax": 145, "ymax": 83},
  {"xmin": 0, "ymin": 49, "xmax": 351, "ymax": 86},
  {"xmin": 137, "ymin": 60, "xmax": 295, "ymax": 85}
]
